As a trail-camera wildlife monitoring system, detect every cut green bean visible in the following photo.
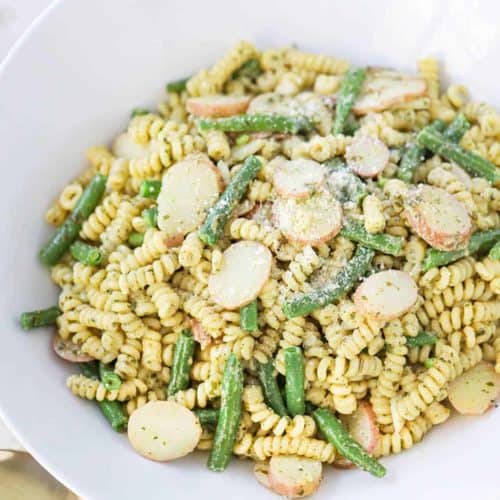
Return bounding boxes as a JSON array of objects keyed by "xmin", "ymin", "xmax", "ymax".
[
  {"xmin": 343, "ymin": 113, "xmax": 360, "ymax": 136},
  {"xmin": 283, "ymin": 246, "xmax": 375, "ymax": 318},
  {"xmin": 232, "ymin": 58, "xmax": 262, "ymax": 80},
  {"xmin": 166, "ymin": 77, "xmax": 189, "ymax": 93},
  {"xmin": 284, "ymin": 347, "xmax": 305, "ymax": 417},
  {"xmin": 99, "ymin": 362, "xmax": 122, "ymax": 391},
  {"xmin": 406, "ymin": 331, "xmax": 438, "ymax": 348},
  {"xmin": 131, "ymin": 108, "xmax": 150, "ymax": 117},
  {"xmin": 421, "ymin": 229, "xmax": 500, "ymax": 271},
  {"xmin": 332, "ymin": 67, "xmax": 366, "ymax": 135},
  {"xmin": 139, "ymin": 179, "xmax": 162, "ymax": 199},
  {"xmin": 325, "ymin": 162, "xmax": 366, "ymax": 205},
  {"xmin": 240, "ymin": 300, "xmax": 258, "ymax": 332},
  {"xmin": 70, "ymin": 241, "xmax": 103, "ymax": 266},
  {"xmin": 199, "ymin": 155, "xmax": 262, "ymax": 246},
  {"xmin": 489, "ymin": 240, "xmax": 500, "ymax": 260},
  {"xmin": 195, "ymin": 408, "xmax": 220, "ymax": 427},
  {"xmin": 79, "ymin": 362, "xmax": 127, "ymax": 432},
  {"xmin": 198, "ymin": 114, "xmax": 314, "ymax": 134},
  {"xmin": 20, "ymin": 306, "xmax": 61, "ymax": 330},
  {"xmin": 398, "ymin": 120, "xmax": 446, "ymax": 183},
  {"xmin": 417, "ymin": 127, "xmax": 500, "ymax": 184},
  {"xmin": 127, "ymin": 232, "xmax": 144, "ymax": 248},
  {"xmin": 236, "ymin": 134, "xmax": 250, "ymax": 145},
  {"xmin": 142, "ymin": 207, "xmax": 158, "ymax": 228},
  {"xmin": 313, "ymin": 408, "xmax": 386, "ymax": 478},
  {"xmin": 167, "ymin": 329, "xmax": 195, "ymax": 397},
  {"xmin": 208, "ymin": 353, "xmax": 244, "ymax": 472},
  {"xmin": 340, "ymin": 220, "xmax": 404, "ymax": 256},
  {"xmin": 256, "ymin": 361, "xmax": 288, "ymax": 417},
  {"xmin": 424, "ymin": 358, "xmax": 436, "ymax": 369},
  {"xmin": 40, "ymin": 174, "xmax": 107, "ymax": 266},
  {"xmin": 443, "ymin": 112, "xmax": 470, "ymax": 143}
]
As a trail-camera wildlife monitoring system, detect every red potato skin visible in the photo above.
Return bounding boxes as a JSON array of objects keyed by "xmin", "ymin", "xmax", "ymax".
[
  {"xmin": 353, "ymin": 272, "xmax": 417, "ymax": 322},
  {"xmin": 352, "ymin": 79, "xmax": 428, "ymax": 115},
  {"xmin": 52, "ymin": 334, "xmax": 93, "ymax": 363},
  {"xmin": 190, "ymin": 319, "xmax": 212, "ymax": 349},
  {"xmin": 268, "ymin": 458, "xmax": 322, "ymax": 498},
  {"xmin": 349, "ymin": 162, "xmax": 385, "ymax": 179},
  {"xmin": 186, "ymin": 96, "xmax": 251, "ymax": 118},
  {"xmin": 274, "ymin": 174, "xmax": 325, "ymax": 200},
  {"xmin": 164, "ymin": 234, "xmax": 184, "ymax": 248},
  {"xmin": 404, "ymin": 203, "xmax": 472, "ymax": 252}
]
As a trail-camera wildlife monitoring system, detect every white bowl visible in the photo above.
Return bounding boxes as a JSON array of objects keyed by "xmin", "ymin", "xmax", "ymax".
[{"xmin": 0, "ymin": 1, "xmax": 498, "ymax": 499}]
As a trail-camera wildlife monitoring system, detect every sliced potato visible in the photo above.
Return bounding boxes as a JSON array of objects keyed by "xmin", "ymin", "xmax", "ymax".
[
  {"xmin": 254, "ymin": 462, "xmax": 271, "ymax": 490},
  {"xmin": 405, "ymin": 185, "xmax": 472, "ymax": 251},
  {"xmin": 186, "ymin": 95, "xmax": 251, "ymax": 118},
  {"xmin": 208, "ymin": 241, "xmax": 272, "ymax": 309},
  {"xmin": 346, "ymin": 135, "xmax": 389, "ymax": 178},
  {"xmin": 342, "ymin": 402, "xmax": 380, "ymax": 453},
  {"xmin": 448, "ymin": 361, "xmax": 500, "ymax": 416},
  {"xmin": 273, "ymin": 189, "xmax": 342, "ymax": 245},
  {"xmin": 157, "ymin": 154, "xmax": 223, "ymax": 240},
  {"xmin": 190, "ymin": 319, "xmax": 212, "ymax": 349},
  {"xmin": 52, "ymin": 334, "xmax": 93, "ymax": 363},
  {"xmin": 128, "ymin": 401, "xmax": 201, "ymax": 461},
  {"xmin": 353, "ymin": 270, "xmax": 418, "ymax": 321},
  {"xmin": 112, "ymin": 132, "xmax": 150, "ymax": 159},
  {"xmin": 273, "ymin": 158, "xmax": 326, "ymax": 199},
  {"xmin": 268, "ymin": 456, "xmax": 322, "ymax": 498},
  {"xmin": 352, "ymin": 70, "xmax": 427, "ymax": 115}
]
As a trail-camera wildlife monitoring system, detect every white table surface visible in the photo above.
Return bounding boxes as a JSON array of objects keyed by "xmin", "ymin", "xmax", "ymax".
[{"xmin": 0, "ymin": 0, "xmax": 53, "ymax": 449}]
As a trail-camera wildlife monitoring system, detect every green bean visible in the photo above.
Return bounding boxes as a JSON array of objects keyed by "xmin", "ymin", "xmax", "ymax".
[
  {"xmin": 131, "ymin": 108, "xmax": 150, "ymax": 117},
  {"xmin": 332, "ymin": 68, "xmax": 366, "ymax": 135},
  {"xmin": 195, "ymin": 408, "xmax": 220, "ymax": 427},
  {"xmin": 256, "ymin": 361, "xmax": 288, "ymax": 417},
  {"xmin": 208, "ymin": 353, "xmax": 244, "ymax": 472},
  {"xmin": 283, "ymin": 246, "xmax": 374, "ymax": 318},
  {"xmin": 397, "ymin": 120, "xmax": 446, "ymax": 183},
  {"xmin": 421, "ymin": 229, "xmax": 500, "ymax": 271},
  {"xmin": 313, "ymin": 408, "xmax": 386, "ymax": 478},
  {"xmin": 343, "ymin": 113, "xmax": 360, "ymax": 136},
  {"xmin": 167, "ymin": 329, "xmax": 195, "ymax": 397},
  {"xmin": 340, "ymin": 220, "xmax": 404, "ymax": 256},
  {"xmin": 70, "ymin": 241, "xmax": 103, "ymax": 266},
  {"xmin": 232, "ymin": 58, "xmax": 262, "ymax": 80},
  {"xmin": 142, "ymin": 207, "xmax": 158, "ymax": 228},
  {"xmin": 40, "ymin": 174, "xmax": 107, "ymax": 266},
  {"xmin": 489, "ymin": 240, "xmax": 500, "ymax": 260},
  {"xmin": 166, "ymin": 77, "xmax": 189, "ymax": 93},
  {"xmin": 417, "ymin": 127, "xmax": 500, "ymax": 183},
  {"xmin": 139, "ymin": 179, "xmax": 162, "ymax": 199},
  {"xmin": 198, "ymin": 114, "xmax": 314, "ymax": 135},
  {"xmin": 324, "ymin": 161, "xmax": 366, "ymax": 205},
  {"xmin": 79, "ymin": 362, "xmax": 127, "ymax": 432},
  {"xmin": 199, "ymin": 155, "xmax": 262, "ymax": 245},
  {"xmin": 127, "ymin": 232, "xmax": 144, "ymax": 248},
  {"xmin": 284, "ymin": 347, "xmax": 305, "ymax": 417},
  {"xmin": 20, "ymin": 306, "xmax": 61, "ymax": 330},
  {"xmin": 99, "ymin": 362, "xmax": 122, "ymax": 391},
  {"xmin": 406, "ymin": 331, "xmax": 438, "ymax": 348},
  {"xmin": 443, "ymin": 112, "xmax": 470, "ymax": 143},
  {"xmin": 240, "ymin": 300, "xmax": 258, "ymax": 332}
]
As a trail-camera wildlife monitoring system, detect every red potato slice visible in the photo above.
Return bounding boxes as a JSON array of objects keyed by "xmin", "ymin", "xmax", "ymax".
[
  {"xmin": 273, "ymin": 190, "xmax": 343, "ymax": 246},
  {"xmin": 128, "ymin": 401, "xmax": 201, "ymax": 461},
  {"xmin": 346, "ymin": 135, "xmax": 389, "ymax": 178},
  {"xmin": 190, "ymin": 319, "xmax": 212, "ymax": 349},
  {"xmin": 268, "ymin": 456, "xmax": 322, "ymax": 498},
  {"xmin": 405, "ymin": 185, "xmax": 472, "ymax": 251},
  {"xmin": 273, "ymin": 158, "xmax": 326, "ymax": 199},
  {"xmin": 186, "ymin": 95, "xmax": 251, "ymax": 118},
  {"xmin": 336, "ymin": 402, "xmax": 380, "ymax": 469},
  {"xmin": 448, "ymin": 361, "xmax": 500, "ymax": 416},
  {"xmin": 353, "ymin": 270, "xmax": 418, "ymax": 322},
  {"xmin": 112, "ymin": 132, "xmax": 150, "ymax": 159},
  {"xmin": 254, "ymin": 462, "xmax": 271, "ymax": 490},
  {"xmin": 157, "ymin": 154, "xmax": 224, "ymax": 239},
  {"xmin": 52, "ymin": 334, "xmax": 93, "ymax": 363},
  {"xmin": 352, "ymin": 70, "xmax": 427, "ymax": 115},
  {"xmin": 208, "ymin": 241, "xmax": 272, "ymax": 309}
]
